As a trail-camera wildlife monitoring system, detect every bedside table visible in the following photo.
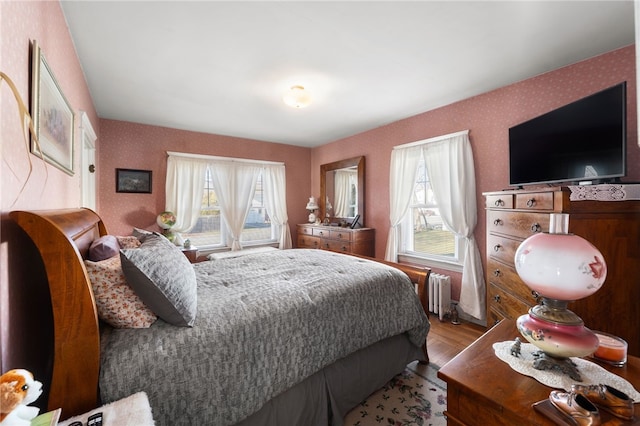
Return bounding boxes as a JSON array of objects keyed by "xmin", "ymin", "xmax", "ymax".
[
  {"xmin": 180, "ymin": 246, "xmax": 199, "ymax": 263},
  {"xmin": 438, "ymin": 320, "xmax": 640, "ymax": 425}
]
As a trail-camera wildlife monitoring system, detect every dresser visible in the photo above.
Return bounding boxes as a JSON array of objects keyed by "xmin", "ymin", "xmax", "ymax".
[
  {"xmin": 484, "ymin": 186, "xmax": 640, "ymax": 356},
  {"xmin": 296, "ymin": 224, "xmax": 375, "ymax": 257}
]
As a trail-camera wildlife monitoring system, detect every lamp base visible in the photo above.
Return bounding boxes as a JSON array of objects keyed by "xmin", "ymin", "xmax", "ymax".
[{"xmin": 532, "ymin": 350, "xmax": 583, "ymax": 382}]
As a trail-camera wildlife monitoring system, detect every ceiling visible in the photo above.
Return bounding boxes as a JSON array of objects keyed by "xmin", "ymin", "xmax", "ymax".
[{"xmin": 60, "ymin": 1, "xmax": 635, "ymax": 148}]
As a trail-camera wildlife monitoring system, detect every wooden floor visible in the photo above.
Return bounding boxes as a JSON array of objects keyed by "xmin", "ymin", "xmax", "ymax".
[{"xmin": 426, "ymin": 313, "xmax": 487, "ymax": 367}]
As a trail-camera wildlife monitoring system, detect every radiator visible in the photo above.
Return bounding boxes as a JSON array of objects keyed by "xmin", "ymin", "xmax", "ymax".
[{"xmin": 428, "ymin": 273, "xmax": 452, "ymax": 321}]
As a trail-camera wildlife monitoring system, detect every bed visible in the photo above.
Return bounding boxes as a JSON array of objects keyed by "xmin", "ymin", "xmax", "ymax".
[{"xmin": 10, "ymin": 208, "xmax": 431, "ymax": 425}]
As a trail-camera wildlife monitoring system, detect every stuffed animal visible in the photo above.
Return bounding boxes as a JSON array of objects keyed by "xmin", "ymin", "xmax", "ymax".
[{"xmin": 0, "ymin": 369, "xmax": 43, "ymax": 426}]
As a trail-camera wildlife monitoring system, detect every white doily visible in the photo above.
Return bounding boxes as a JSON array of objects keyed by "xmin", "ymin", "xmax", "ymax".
[
  {"xmin": 568, "ymin": 184, "xmax": 640, "ymax": 201},
  {"xmin": 493, "ymin": 341, "xmax": 640, "ymax": 403}
]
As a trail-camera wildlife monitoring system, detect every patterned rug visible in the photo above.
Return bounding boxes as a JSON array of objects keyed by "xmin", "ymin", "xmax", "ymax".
[{"xmin": 344, "ymin": 361, "xmax": 447, "ymax": 426}]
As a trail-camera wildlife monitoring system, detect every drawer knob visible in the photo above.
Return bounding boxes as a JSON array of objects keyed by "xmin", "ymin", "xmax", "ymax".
[
  {"xmin": 493, "ymin": 244, "xmax": 502, "ymax": 252},
  {"xmin": 494, "ymin": 199, "xmax": 505, "ymax": 207},
  {"xmin": 337, "ymin": 233, "xmax": 343, "ymax": 238},
  {"xmin": 493, "ymin": 218, "xmax": 503, "ymax": 226},
  {"xmin": 493, "ymin": 269, "xmax": 502, "ymax": 277},
  {"xmin": 324, "ymin": 243, "xmax": 330, "ymax": 249},
  {"xmin": 527, "ymin": 198, "xmax": 536, "ymax": 207},
  {"xmin": 531, "ymin": 222, "xmax": 542, "ymax": 233},
  {"xmin": 531, "ymin": 290, "xmax": 541, "ymax": 303},
  {"xmin": 493, "ymin": 295, "xmax": 501, "ymax": 302}
]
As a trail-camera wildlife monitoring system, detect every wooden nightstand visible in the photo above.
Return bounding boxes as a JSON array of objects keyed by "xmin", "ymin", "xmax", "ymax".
[
  {"xmin": 181, "ymin": 246, "xmax": 199, "ymax": 263},
  {"xmin": 438, "ymin": 320, "xmax": 640, "ymax": 426}
]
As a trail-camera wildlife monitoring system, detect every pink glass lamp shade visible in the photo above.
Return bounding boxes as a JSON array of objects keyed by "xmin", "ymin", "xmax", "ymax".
[
  {"xmin": 514, "ymin": 213, "xmax": 606, "ymax": 359},
  {"xmin": 514, "ymin": 225, "xmax": 607, "ymax": 301}
]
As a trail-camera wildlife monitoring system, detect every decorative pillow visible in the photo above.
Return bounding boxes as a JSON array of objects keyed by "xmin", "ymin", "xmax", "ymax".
[
  {"xmin": 132, "ymin": 227, "xmax": 154, "ymax": 243},
  {"xmin": 84, "ymin": 256, "xmax": 157, "ymax": 328},
  {"xmin": 120, "ymin": 233, "xmax": 197, "ymax": 327},
  {"xmin": 89, "ymin": 235, "xmax": 120, "ymax": 262},
  {"xmin": 116, "ymin": 235, "xmax": 141, "ymax": 249}
]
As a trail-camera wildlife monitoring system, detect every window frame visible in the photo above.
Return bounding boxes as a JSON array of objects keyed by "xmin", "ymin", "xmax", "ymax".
[{"xmin": 397, "ymin": 153, "xmax": 464, "ymax": 272}]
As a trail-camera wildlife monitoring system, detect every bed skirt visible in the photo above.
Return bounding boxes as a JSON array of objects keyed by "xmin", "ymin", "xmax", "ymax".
[{"xmin": 236, "ymin": 334, "xmax": 424, "ymax": 426}]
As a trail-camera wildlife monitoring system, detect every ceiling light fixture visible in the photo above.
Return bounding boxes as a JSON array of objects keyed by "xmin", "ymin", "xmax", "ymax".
[{"xmin": 283, "ymin": 85, "xmax": 312, "ymax": 108}]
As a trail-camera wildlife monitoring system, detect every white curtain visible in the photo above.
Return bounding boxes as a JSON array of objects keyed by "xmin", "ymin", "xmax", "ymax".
[
  {"xmin": 385, "ymin": 145, "xmax": 422, "ymax": 261},
  {"xmin": 334, "ymin": 169, "xmax": 356, "ymax": 217},
  {"xmin": 263, "ymin": 164, "xmax": 292, "ymax": 249},
  {"xmin": 385, "ymin": 131, "xmax": 486, "ymax": 321},
  {"xmin": 422, "ymin": 133, "xmax": 485, "ymax": 320},
  {"xmin": 165, "ymin": 155, "xmax": 208, "ymax": 232},
  {"xmin": 209, "ymin": 162, "xmax": 261, "ymax": 251}
]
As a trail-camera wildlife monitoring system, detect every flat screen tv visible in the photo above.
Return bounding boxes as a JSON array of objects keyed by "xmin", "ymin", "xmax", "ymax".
[{"xmin": 509, "ymin": 82, "xmax": 626, "ymax": 187}]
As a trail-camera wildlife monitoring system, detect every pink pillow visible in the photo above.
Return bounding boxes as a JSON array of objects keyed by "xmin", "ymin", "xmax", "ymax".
[
  {"xmin": 116, "ymin": 235, "xmax": 142, "ymax": 249},
  {"xmin": 89, "ymin": 235, "xmax": 120, "ymax": 261},
  {"xmin": 84, "ymin": 256, "xmax": 157, "ymax": 328}
]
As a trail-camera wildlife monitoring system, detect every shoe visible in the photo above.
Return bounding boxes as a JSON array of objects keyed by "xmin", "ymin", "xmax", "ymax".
[
  {"xmin": 572, "ymin": 383, "xmax": 634, "ymax": 421},
  {"xmin": 549, "ymin": 391, "xmax": 601, "ymax": 426}
]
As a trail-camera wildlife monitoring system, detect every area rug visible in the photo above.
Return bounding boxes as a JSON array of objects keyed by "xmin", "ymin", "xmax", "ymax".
[{"xmin": 344, "ymin": 361, "xmax": 447, "ymax": 426}]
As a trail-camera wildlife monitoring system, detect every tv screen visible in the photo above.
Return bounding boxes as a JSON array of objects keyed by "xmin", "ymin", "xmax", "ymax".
[{"xmin": 509, "ymin": 82, "xmax": 626, "ymax": 187}]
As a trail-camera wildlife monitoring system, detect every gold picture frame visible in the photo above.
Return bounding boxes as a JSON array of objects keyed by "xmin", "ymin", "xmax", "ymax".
[{"xmin": 31, "ymin": 40, "xmax": 75, "ymax": 175}]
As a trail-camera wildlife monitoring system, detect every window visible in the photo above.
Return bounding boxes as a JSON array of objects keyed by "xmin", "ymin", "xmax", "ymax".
[
  {"xmin": 400, "ymin": 153, "xmax": 464, "ymax": 268},
  {"xmin": 241, "ymin": 171, "xmax": 274, "ymax": 243},
  {"xmin": 181, "ymin": 168, "xmax": 276, "ymax": 249}
]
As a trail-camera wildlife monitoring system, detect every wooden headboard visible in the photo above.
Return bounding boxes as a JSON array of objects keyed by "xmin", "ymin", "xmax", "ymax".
[{"xmin": 9, "ymin": 209, "xmax": 106, "ymax": 418}]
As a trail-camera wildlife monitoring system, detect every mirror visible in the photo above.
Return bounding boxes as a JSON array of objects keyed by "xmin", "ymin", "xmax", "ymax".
[{"xmin": 320, "ymin": 156, "xmax": 365, "ymax": 226}]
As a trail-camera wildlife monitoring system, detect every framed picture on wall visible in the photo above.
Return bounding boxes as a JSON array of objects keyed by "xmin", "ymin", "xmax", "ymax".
[
  {"xmin": 30, "ymin": 40, "xmax": 75, "ymax": 175},
  {"xmin": 116, "ymin": 168, "xmax": 152, "ymax": 193}
]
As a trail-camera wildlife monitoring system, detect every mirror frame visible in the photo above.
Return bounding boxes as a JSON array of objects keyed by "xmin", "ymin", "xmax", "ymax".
[{"xmin": 320, "ymin": 156, "xmax": 365, "ymax": 226}]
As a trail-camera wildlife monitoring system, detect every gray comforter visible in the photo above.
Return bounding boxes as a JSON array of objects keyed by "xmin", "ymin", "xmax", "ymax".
[{"xmin": 99, "ymin": 249, "xmax": 429, "ymax": 425}]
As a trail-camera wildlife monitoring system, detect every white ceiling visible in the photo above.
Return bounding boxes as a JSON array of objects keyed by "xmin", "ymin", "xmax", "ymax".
[{"xmin": 60, "ymin": 1, "xmax": 635, "ymax": 148}]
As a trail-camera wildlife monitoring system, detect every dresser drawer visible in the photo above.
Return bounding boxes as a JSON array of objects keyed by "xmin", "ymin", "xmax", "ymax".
[
  {"xmin": 487, "ymin": 258, "xmax": 538, "ymax": 306},
  {"xmin": 515, "ymin": 191, "xmax": 554, "ymax": 210},
  {"xmin": 486, "ymin": 194, "xmax": 514, "ymax": 209},
  {"xmin": 297, "ymin": 235, "xmax": 321, "ymax": 249},
  {"xmin": 487, "ymin": 210, "xmax": 550, "ymax": 239},
  {"xmin": 488, "ymin": 308, "xmax": 506, "ymax": 327},
  {"xmin": 487, "ymin": 234, "xmax": 521, "ymax": 265},
  {"xmin": 324, "ymin": 239, "xmax": 352, "ymax": 252},
  {"xmin": 488, "ymin": 283, "xmax": 533, "ymax": 320},
  {"xmin": 298, "ymin": 225, "xmax": 314, "ymax": 236},
  {"xmin": 312, "ymin": 227, "xmax": 330, "ymax": 238},
  {"xmin": 329, "ymin": 229, "xmax": 352, "ymax": 242}
]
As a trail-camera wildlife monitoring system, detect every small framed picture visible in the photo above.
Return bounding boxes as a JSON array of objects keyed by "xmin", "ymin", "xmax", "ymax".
[{"xmin": 116, "ymin": 168, "xmax": 152, "ymax": 193}]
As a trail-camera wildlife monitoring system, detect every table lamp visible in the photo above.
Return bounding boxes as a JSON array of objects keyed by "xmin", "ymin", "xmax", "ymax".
[
  {"xmin": 306, "ymin": 197, "xmax": 319, "ymax": 223},
  {"xmin": 514, "ymin": 213, "xmax": 607, "ymax": 379}
]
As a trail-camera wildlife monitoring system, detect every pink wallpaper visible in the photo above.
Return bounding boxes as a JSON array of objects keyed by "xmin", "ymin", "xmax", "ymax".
[
  {"xmin": 312, "ymin": 45, "xmax": 639, "ymax": 303},
  {"xmin": 97, "ymin": 120, "xmax": 311, "ymax": 236},
  {"xmin": 1, "ymin": 0, "xmax": 99, "ymax": 404}
]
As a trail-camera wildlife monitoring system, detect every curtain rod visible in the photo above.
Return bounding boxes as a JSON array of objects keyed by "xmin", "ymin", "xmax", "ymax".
[
  {"xmin": 393, "ymin": 129, "xmax": 469, "ymax": 150},
  {"xmin": 167, "ymin": 151, "xmax": 284, "ymax": 166}
]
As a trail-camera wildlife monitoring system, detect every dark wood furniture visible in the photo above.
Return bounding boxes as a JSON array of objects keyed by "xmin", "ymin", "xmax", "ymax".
[
  {"xmin": 180, "ymin": 246, "xmax": 199, "ymax": 263},
  {"xmin": 296, "ymin": 223, "xmax": 375, "ymax": 256},
  {"xmin": 438, "ymin": 320, "xmax": 640, "ymax": 426},
  {"xmin": 484, "ymin": 187, "xmax": 640, "ymax": 356}
]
